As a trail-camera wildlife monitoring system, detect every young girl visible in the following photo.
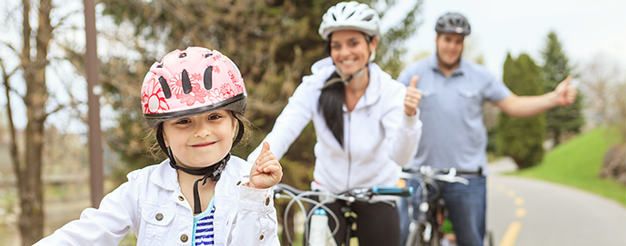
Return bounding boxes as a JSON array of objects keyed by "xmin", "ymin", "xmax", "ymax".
[
  {"xmin": 34, "ymin": 47, "xmax": 282, "ymax": 245},
  {"xmin": 247, "ymin": 2, "xmax": 422, "ymax": 245}
]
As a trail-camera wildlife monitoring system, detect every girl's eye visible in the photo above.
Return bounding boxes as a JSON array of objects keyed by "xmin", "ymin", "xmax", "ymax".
[
  {"xmin": 176, "ymin": 119, "xmax": 191, "ymax": 124},
  {"xmin": 331, "ymin": 44, "xmax": 341, "ymax": 50},
  {"xmin": 208, "ymin": 114, "xmax": 222, "ymax": 120},
  {"xmin": 349, "ymin": 41, "xmax": 358, "ymax": 47}
]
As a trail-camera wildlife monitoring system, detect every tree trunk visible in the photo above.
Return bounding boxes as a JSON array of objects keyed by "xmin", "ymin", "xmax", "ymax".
[
  {"xmin": 553, "ymin": 130, "xmax": 561, "ymax": 147},
  {"xmin": 14, "ymin": 0, "xmax": 53, "ymax": 244}
]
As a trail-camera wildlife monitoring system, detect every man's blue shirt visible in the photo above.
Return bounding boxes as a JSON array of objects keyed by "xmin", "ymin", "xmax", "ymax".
[{"xmin": 397, "ymin": 55, "xmax": 511, "ymax": 173}]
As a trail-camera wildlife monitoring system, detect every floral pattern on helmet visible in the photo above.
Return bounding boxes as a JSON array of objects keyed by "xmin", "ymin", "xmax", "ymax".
[{"xmin": 141, "ymin": 76, "xmax": 170, "ymax": 114}]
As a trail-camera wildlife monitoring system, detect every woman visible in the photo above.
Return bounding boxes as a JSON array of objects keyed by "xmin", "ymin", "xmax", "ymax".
[{"xmin": 248, "ymin": 2, "xmax": 422, "ymax": 245}]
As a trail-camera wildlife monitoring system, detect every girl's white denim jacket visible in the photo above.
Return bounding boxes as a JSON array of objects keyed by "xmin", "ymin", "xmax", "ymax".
[
  {"xmin": 248, "ymin": 57, "xmax": 422, "ymax": 199},
  {"xmin": 34, "ymin": 156, "xmax": 280, "ymax": 246}
]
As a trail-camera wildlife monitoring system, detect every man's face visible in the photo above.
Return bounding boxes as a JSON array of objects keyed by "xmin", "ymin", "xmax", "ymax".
[{"xmin": 435, "ymin": 33, "xmax": 465, "ymax": 67}]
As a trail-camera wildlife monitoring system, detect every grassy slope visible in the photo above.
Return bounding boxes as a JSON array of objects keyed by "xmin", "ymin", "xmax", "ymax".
[{"xmin": 513, "ymin": 127, "xmax": 626, "ymax": 206}]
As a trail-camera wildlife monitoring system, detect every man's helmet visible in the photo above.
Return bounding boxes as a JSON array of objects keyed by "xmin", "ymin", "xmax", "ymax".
[
  {"xmin": 141, "ymin": 47, "xmax": 246, "ymax": 128},
  {"xmin": 318, "ymin": 1, "xmax": 381, "ymax": 40},
  {"xmin": 435, "ymin": 12, "xmax": 471, "ymax": 35}
]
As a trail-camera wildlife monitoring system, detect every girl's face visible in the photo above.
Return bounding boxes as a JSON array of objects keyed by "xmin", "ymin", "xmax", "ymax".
[
  {"xmin": 329, "ymin": 30, "xmax": 378, "ymax": 77},
  {"xmin": 162, "ymin": 110, "xmax": 236, "ymax": 169}
]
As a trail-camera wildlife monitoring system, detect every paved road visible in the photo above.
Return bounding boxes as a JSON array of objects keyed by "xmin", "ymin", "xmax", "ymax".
[{"xmin": 487, "ymin": 157, "xmax": 626, "ymax": 246}]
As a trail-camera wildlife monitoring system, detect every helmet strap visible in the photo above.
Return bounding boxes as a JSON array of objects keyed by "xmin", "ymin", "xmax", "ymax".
[
  {"xmin": 231, "ymin": 112, "xmax": 245, "ymax": 148},
  {"xmin": 322, "ymin": 63, "xmax": 368, "ymax": 89},
  {"xmin": 190, "ymin": 153, "xmax": 229, "ymax": 214}
]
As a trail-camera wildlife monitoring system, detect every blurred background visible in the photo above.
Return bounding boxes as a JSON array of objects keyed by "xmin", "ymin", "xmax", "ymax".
[{"xmin": 0, "ymin": 0, "xmax": 623, "ymax": 245}]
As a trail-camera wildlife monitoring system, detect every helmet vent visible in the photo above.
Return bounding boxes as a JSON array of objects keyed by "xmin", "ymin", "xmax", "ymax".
[
  {"xmin": 346, "ymin": 11, "xmax": 355, "ymax": 19},
  {"xmin": 203, "ymin": 66, "xmax": 213, "ymax": 90},
  {"xmin": 181, "ymin": 69, "xmax": 192, "ymax": 94},
  {"xmin": 156, "ymin": 63, "xmax": 163, "ymax": 68},
  {"xmin": 363, "ymin": 14, "xmax": 373, "ymax": 21},
  {"xmin": 204, "ymin": 52, "xmax": 212, "ymax": 58},
  {"xmin": 179, "ymin": 53, "xmax": 187, "ymax": 58},
  {"xmin": 158, "ymin": 76, "xmax": 172, "ymax": 99}
]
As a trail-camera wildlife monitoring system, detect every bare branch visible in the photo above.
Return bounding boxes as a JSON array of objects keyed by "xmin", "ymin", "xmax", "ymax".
[
  {"xmin": 0, "ymin": 57, "xmax": 22, "ymax": 182},
  {"xmin": 45, "ymin": 103, "xmax": 65, "ymax": 117},
  {"xmin": 0, "ymin": 41, "xmax": 21, "ymax": 58},
  {"xmin": 51, "ymin": 8, "xmax": 82, "ymax": 31}
]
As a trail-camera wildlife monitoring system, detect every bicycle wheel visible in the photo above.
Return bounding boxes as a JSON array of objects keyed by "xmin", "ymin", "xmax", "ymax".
[
  {"xmin": 405, "ymin": 222, "xmax": 423, "ymax": 246},
  {"xmin": 429, "ymin": 225, "xmax": 442, "ymax": 246},
  {"xmin": 406, "ymin": 223, "xmax": 439, "ymax": 246}
]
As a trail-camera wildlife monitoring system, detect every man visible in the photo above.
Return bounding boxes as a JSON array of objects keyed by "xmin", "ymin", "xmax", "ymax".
[{"xmin": 397, "ymin": 12, "xmax": 577, "ymax": 246}]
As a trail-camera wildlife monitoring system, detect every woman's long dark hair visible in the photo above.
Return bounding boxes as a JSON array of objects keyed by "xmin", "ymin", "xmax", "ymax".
[{"xmin": 318, "ymin": 72, "xmax": 346, "ymax": 148}]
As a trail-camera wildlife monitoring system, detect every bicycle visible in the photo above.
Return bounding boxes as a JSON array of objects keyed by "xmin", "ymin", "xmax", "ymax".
[
  {"xmin": 273, "ymin": 183, "xmax": 413, "ymax": 246},
  {"xmin": 401, "ymin": 166, "xmax": 491, "ymax": 246}
]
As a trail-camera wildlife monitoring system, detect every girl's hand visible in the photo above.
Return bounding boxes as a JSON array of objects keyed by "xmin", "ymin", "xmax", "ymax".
[
  {"xmin": 404, "ymin": 75, "xmax": 422, "ymax": 116},
  {"xmin": 249, "ymin": 142, "xmax": 283, "ymax": 189}
]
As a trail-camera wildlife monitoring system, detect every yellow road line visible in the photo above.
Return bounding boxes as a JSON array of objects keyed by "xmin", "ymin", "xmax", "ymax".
[
  {"xmin": 514, "ymin": 197, "xmax": 524, "ymax": 206},
  {"xmin": 498, "ymin": 221, "xmax": 522, "ymax": 246},
  {"xmin": 506, "ymin": 190, "xmax": 516, "ymax": 197},
  {"xmin": 515, "ymin": 208, "xmax": 526, "ymax": 218}
]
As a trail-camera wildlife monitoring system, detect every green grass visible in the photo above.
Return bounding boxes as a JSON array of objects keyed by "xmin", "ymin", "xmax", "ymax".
[{"xmin": 511, "ymin": 127, "xmax": 626, "ymax": 206}]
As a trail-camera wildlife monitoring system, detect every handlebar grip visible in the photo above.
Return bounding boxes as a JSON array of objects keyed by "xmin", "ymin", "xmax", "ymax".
[{"xmin": 372, "ymin": 186, "xmax": 413, "ymax": 197}]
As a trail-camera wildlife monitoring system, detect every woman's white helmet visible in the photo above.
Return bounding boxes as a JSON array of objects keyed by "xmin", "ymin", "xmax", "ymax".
[{"xmin": 318, "ymin": 1, "xmax": 381, "ymax": 41}]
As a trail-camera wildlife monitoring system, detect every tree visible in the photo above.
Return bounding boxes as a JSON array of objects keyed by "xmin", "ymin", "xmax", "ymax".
[
  {"xmin": 540, "ymin": 31, "xmax": 584, "ymax": 146},
  {"xmin": 579, "ymin": 53, "xmax": 626, "ymax": 139},
  {"xmin": 496, "ymin": 53, "xmax": 546, "ymax": 169},
  {"xmin": 0, "ymin": 0, "xmax": 76, "ymax": 244},
  {"xmin": 374, "ymin": 0, "xmax": 423, "ymax": 78},
  {"xmin": 578, "ymin": 53, "xmax": 626, "ymax": 184}
]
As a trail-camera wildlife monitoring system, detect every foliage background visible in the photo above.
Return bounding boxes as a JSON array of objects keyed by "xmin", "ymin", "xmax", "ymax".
[{"xmin": 496, "ymin": 53, "xmax": 546, "ymax": 169}]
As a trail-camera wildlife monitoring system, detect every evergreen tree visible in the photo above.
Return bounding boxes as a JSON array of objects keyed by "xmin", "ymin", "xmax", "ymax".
[
  {"xmin": 496, "ymin": 53, "xmax": 546, "ymax": 169},
  {"xmin": 541, "ymin": 31, "xmax": 584, "ymax": 146}
]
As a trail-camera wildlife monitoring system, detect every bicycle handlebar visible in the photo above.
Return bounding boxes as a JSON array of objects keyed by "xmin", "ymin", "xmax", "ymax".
[
  {"xmin": 400, "ymin": 166, "xmax": 470, "ymax": 185},
  {"xmin": 371, "ymin": 186, "xmax": 413, "ymax": 197},
  {"xmin": 274, "ymin": 183, "xmax": 413, "ymax": 201}
]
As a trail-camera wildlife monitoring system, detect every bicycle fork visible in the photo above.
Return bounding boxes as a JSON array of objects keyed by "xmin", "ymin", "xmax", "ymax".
[{"xmin": 341, "ymin": 204, "xmax": 357, "ymax": 246}]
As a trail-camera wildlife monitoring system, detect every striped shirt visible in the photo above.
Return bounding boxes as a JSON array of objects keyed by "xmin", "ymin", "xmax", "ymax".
[{"xmin": 193, "ymin": 197, "xmax": 215, "ymax": 245}]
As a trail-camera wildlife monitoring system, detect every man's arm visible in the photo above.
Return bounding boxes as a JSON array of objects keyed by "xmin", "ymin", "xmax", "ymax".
[{"xmin": 495, "ymin": 76, "xmax": 577, "ymax": 118}]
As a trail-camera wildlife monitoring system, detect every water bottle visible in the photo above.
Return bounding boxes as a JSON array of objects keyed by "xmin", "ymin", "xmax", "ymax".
[{"xmin": 308, "ymin": 208, "xmax": 332, "ymax": 246}]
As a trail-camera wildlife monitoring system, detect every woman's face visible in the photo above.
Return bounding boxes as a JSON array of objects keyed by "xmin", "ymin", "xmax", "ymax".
[
  {"xmin": 162, "ymin": 110, "xmax": 236, "ymax": 169},
  {"xmin": 329, "ymin": 30, "xmax": 378, "ymax": 77}
]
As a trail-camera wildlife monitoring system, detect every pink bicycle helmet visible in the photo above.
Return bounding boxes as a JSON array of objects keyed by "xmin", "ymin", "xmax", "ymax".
[{"xmin": 141, "ymin": 47, "xmax": 246, "ymax": 128}]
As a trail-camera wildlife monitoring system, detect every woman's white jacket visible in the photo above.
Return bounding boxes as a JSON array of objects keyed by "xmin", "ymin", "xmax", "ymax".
[
  {"xmin": 248, "ymin": 57, "xmax": 422, "ymax": 195},
  {"xmin": 33, "ymin": 156, "xmax": 279, "ymax": 246}
]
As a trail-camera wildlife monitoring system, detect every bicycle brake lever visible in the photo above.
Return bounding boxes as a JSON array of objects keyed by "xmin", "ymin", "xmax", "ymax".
[{"xmin": 452, "ymin": 176, "xmax": 470, "ymax": 185}]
